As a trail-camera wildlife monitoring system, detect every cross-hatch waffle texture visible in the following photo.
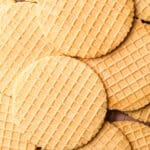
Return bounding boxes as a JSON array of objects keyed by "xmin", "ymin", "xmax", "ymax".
[
  {"xmin": 85, "ymin": 20, "xmax": 150, "ymax": 111},
  {"xmin": 0, "ymin": 3, "xmax": 57, "ymax": 97},
  {"xmin": 80, "ymin": 122, "xmax": 131, "ymax": 150},
  {"xmin": 126, "ymin": 104, "xmax": 150, "ymax": 123},
  {"xmin": 37, "ymin": 0, "xmax": 134, "ymax": 58},
  {"xmin": 0, "ymin": 94, "xmax": 35, "ymax": 150},
  {"xmin": 113, "ymin": 121, "xmax": 150, "ymax": 150},
  {"xmin": 13, "ymin": 56, "xmax": 107, "ymax": 149},
  {"xmin": 135, "ymin": 0, "xmax": 150, "ymax": 21}
]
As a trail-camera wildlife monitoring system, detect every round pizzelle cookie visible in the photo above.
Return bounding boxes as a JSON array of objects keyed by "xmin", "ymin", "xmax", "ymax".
[
  {"xmin": 80, "ymin": 122, "xmax": 131, "ymax": 150},
  {"xmin": 0, "ymin": 94, "xmax": 35, "ymax": 150},
  {"xmin": 37, "ymin": 0, "xmax": 134, "ymax": 58},
  {"xmin": 0, "ymin": 2, "xmax": 57, "ymax": 97},
  {"xmin": 12, "ymin": 56, "xmax": 107, "ymax": 149},
  {"xmin": 126, "ymin": 104, "xmax": 150, "ymax": 123},
  {"xmin": 113, "ymin": 121, "xmax": 150, "ymax": 150},
  {"xmin": 85, "ymin": 20, "xmax": 150, "ymax": 111},
  {"xmin": 135, "ymin": 0, "xmax": 150, "ymax": 21}
]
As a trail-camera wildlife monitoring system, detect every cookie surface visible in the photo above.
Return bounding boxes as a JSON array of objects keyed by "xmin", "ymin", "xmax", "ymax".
[
  {"xmin": 85, "ymin": 20, "xmax": 150, "ymax": 111},
  {"xmin": 126, "ymin": 104, "xmax": 150, "ymax": 123},
  {"xmin": 0, "ymin": 2, "xmax": 56, "ymax": 97},
  {"xmin": 0, "ymin": 94, "xmax": 35, "ymax": 150},
  {"xmin": 13, "ymin": 56, "xmax": 107, "ymax": 149},
  {"xmin": 0, "ymin": 0, "xmax": 15, "ymax": 4},
  {"xmin": 80, "ymin": 122, "xmax": 131, "ymax": 150},
  {"xmin": 135, "ymin": 0, "xmax": 150, "ymax": 21},
  {"xmin": 113, "ymin": 121, "xmax": 150, "ymax": 150},
  {"xmin": 37, "ymin": 0, "xmax": 134, "ymax": 58}
]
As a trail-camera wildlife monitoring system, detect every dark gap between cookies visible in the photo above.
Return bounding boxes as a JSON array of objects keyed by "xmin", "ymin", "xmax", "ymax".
[
  {"xmin": 15, "ymin": 0, "xmax": 37, "ymax": 3},
  {"xmin": 36, "ymin": 147, "xmax": 42, "ymax": 150},
  {"xmin": 141, "ymin": 20, "xmax": 150, "ymax": 25}
]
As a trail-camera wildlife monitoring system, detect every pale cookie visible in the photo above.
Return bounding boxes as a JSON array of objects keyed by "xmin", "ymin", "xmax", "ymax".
[
  {"xmin": 113, "ymin": 121, "xmax": 150, "ymax": 150},
  {"xmin": 85, "ymin": 20, "xmax": 150, "ymax": 111},
  {"xmin": 12, "ymin": 56, "xmax": 107, "ymax": 149},
  {"xmin": 0, "ymin": 94, "xmax": 35, "ymax": 150},
  {"xmin": 126, "ymin": 104, "xmax": 150, "ymax": 123},
  {"xmin": 37, "ymin": 0, "xmax": 134, "ymax": 58},
  {"xmin": 135, "ymin": 0, "xmax": 150, "ymax": 21},
  {"xmin": 0, "ymin": 2, "xmax": 57, "ymax": 97},
  {"xmin": 80, "ymin": 122, "xmax": 131, "ymax": 150}
]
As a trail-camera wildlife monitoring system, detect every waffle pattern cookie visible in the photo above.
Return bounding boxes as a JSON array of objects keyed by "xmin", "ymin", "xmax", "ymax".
[
  {"xmin": 114, "ymin": 121, "xmax": 150, "ymax": 150},
  {"xmin": 135, "ymin": 0, "xmax": 150, "ymax": 21},
  {"xmin": 126, "ymin": 104, "xmax": 150, "ymax": 123},
  {"xmin": 12, "ymin": 56, "xmax": 107, "ymax": 149},
  {"xmin": 0, "ymin": 2, "xmax": 57, "ymax": 97},
  {"xmin": 85, "ymin": 20, "xmax": 150, "ymax": 111},
  {"xmin": 37, "ymin": 0, "xmax": 134, "ymax": 58},
  {"xmin": 80, "ymin": 122, "xmax": 131, "ymax": 150},
  {"xmin": 0, "ymin": 94, "xmax": 35, "ymax": 150}
]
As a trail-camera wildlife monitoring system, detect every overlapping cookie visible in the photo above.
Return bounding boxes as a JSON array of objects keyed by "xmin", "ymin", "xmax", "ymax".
[
  {"xmin": 85, "ymin": 20, "xmax": 150, "ymax": 111},
  {"xmin": 135, "ymin": 0, "xmax": 150, "ymax": 21},
  {"xmin": 0, "ymin": 2, "xmax": 57, "ymax": 97},
  {"xmin": 37, "ymin": 0, "xmax": 134, "ymax": 58},
  {"xmin": 12, "ymin": 56, "xmax": 107, "ymax": 149},
  {"xmin": 126, "ymin": 104, "xmax": 150, "ymax": 123},
  {"xmin": 114, "ymin": 121, "xmax": 150, "ymax": 149},
  {"xmin": 80, "ymin": 122, "xmax": 131, "ymax": 150},
  {"xmin": 0, "ymin": 0, "xmax": 149, "ymax": 150},
  {"xmin": 0, "ymin": 94, "xmax": 35, "ymax": 150}
]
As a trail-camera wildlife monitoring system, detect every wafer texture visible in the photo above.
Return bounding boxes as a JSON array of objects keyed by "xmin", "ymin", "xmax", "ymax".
[
  {"xmin": 85, "ymin": 20, "xmax": 150, "ymax": 111},
  {"xmin": 113, "ymin": 121, "xmax": 150, "ymax": 150},
  {"xmin": 0, "ymin": 2, "xmax": 57, "ymax": 97},
  {"xmin": 80, "ymin": 122, "xmax": 131, "ymax": 150},
  {"xmin": 126, "ymin": 104, "xmax": 150, "ymax": 123},
  {"xmin": 0, "ymin": 94, "xmax": 35, "ymax": 150},
  {"xmin": 37, "ymin": 0, "xmax": 134, "ymax": 58},
  {"xmin": 12, "ymin": 56, "xmax": 107, "ymax": 149},
  {"xmin": 135, "ymin": 0, "xmax": 150, "ymax": 21}
]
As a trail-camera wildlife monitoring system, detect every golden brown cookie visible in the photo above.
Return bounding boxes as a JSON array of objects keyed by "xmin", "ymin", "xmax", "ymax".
[
  {"xmin": 12, "ymin": 56, "xmax": 107, "ymax": 149},
  {"xmin": 0, "ymin": 2, "xmax": 57, "ymax": 97},
  {"xmin": 80, "ymin": 122, "xmax": 131, "ymax": 150},
  {"xmin": 113, "ymin": 121, "xmax": 150, "ymax": 150},
  {"xmin": 37, "ymin": 0, "xmax": 134, "ymax": 58},
  {"xmin": 135, "ymin": 0, "xmax": 150, "ymax": 21},
  {"xmin": 85, "ymin": 20, "xmax": 150, "ymax": 111},
  {"xmin": 0, "ymin": 94, "xmax": 35, "ymax": 150},
  {"xmin": 126, "ymin": 104, "xmax": 150, "ymax": 123}
]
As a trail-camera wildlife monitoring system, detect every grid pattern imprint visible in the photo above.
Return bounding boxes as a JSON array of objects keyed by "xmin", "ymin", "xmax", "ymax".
[
  {"xmin": 13, "ymin": 56, "xmax": 107, "ymax": 149},
  {"xmin": 135, "ymin": 0, "xmax": 150, "ymax": 21},
  {"xmin": 0, "ymin": 94, "xmax": 35, "ymax": 149},
  {"xmin": 80, "ymin": 122, "xmax": 131, "ymax": 150},
  {"xmin": 38, "ymin": 0, "xmax": 134, "ymax": 58},
  {"xmin": 0, "ymin": 3, "xmax": 56, "ymax": 97},
  {"xmin": 85, "ymin": 20, "xmax": 150, "ymax": 111},
  {"xmin": 127, "ymin": 104, "xmax": 150, "ymax": 123},
  {"xmin": 114, "ymin": 121, "xmax": 150, "ymax": 150}
]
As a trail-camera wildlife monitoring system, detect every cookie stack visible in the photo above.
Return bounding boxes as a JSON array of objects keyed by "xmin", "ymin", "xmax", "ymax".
[{"xmin": 0, "ymin": 0, "xmax": 149, "ymax": 149}]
